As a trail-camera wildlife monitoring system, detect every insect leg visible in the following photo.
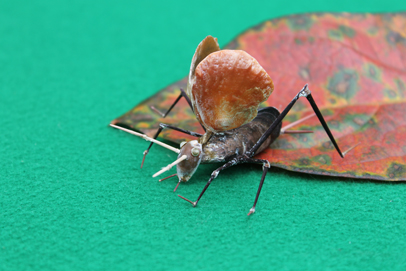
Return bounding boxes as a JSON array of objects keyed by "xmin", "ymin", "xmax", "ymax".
[
  {"xmin": 178, "ymin": 159, "xmax": 238, "ymax": 207},
  {"xmin": 305, "ymin": 92, "xmax": 343, "ymax": 157},
  {"xmin": 141, "ymin": 123, "xmax": 203, "ymax": 168},
  {"xmin": 242, "ymin": 158, "xmax": 270, "ymax": 216},
  {"xmin": 150, "ymin": 88, "xmax": 207, "ymax": 133},
  {"xmin": 150, "ymin": 88, "xmax": 193, "ymax": 117},
  {"xmin": 247, "ymin": 84, "xmax": 343, "ymax": 158}
]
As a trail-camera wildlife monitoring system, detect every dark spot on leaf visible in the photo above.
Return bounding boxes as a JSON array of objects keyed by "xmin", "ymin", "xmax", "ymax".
[
  {"xmin": 287, "ymin": 15, "xmax": 314, "ymax": 30},
  {"xmin": 367, "ymin": 27, "xmax": 379, "ymax": 35},
  {"xmin": 381, "ymin": 13, "xmax": 394, "ymax": 22},
  {"xmin": 328, "ymin": 29, "xmax": 342, "ymax": 40},
  {"xmin": 322, "ymin": 141, "xmax": 333, "ymax": 150},
  {"xmin": 297, "ymin": 158, "xmax": 310, "ymax": 166},
  {"xmin": 339, "ymin": 25, "xmax": 356, "ymax": 38},
  {"xmin": 368, "ymin": 119, "xmax": 376, "ymax": 125},
  {"xmin": 328, "ymin": 25, "xmax": 356, "ymax": 40},
  {"xmin": 328, "ymin": 69, "xmax": 359, "ymax": 99},
  {"xmin": 363, "ymin": 63, "xmax": 381, "ymax": 82},
  {"xmin": 395, "ymin": 78, "xmax": 405, "ymax": 92},
  {"xmin": 386, "ymin": 31, "xmax": 406, "ymax": 45},
  {"xmin": 386, "ymin": 163, "xmax": 404, "ymax": 179},
  {"xmin": 329, "ymin": 120, "xmax": 339, "ymax": 127},
  {"xmin": 384, "ymin": 88, "xmax": 397, "ymax": 99},
  {"xmin": 294, "ymin": 38, "xmax": 303, "ymax": 45},
  {"xmin": 315, "ymin": 155, "xmax": 331, "ymax": 165}
]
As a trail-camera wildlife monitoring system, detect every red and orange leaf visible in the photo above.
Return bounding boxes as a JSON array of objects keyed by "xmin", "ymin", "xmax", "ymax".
[{"xmin": 112, "ymin": 12, "xmax": 406, "ymax": 181}]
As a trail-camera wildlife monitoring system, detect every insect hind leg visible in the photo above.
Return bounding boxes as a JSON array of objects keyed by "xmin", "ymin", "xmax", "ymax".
[{"xmin": 248, "ymin": 84, "xmax": 343, "ymax": 158}]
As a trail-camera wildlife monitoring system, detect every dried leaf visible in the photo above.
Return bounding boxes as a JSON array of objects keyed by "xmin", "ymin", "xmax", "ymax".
[
  {"xmin": 192, "ymin": 50, "xmax": 274, "ymax": 132},
  {"xmin": 112, "ymin": 12, "xmax": 406, "ymax": 181}
]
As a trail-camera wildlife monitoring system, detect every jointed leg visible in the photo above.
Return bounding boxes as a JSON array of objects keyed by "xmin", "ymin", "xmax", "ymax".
[
  {"xmin": 248, "ymin": 85, "xmax": 343, "ymax": 158},
  {"xmin": 150, "ymin": 88, "xmax": 194, "ymax": 118},
  {"xmin": 150, "ymin": 88, "xmax": 207, "ymax": 133},
  {"xmin": 178, "ymin": 158, "xmax": 239, "ymax": 207},
  {"xmin": 178, "ymin": 156, "xmax": 271, "ymax": 214},
  {"xmin": 243, "ymin": 158, "xmax": 270, "ymax": 216},
  {"xmin": 141, "ymin": 123, "xmax": 203, "ymax": 168}
]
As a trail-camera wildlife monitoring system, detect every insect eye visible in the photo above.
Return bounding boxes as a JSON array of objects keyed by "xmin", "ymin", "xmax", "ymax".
[
  {"xmin": 191, "ymin": 148, "xmax": 200, "ymax": 157},
  {"xmin": 180, "ymin": 141, "xmax": 187, "ymax": 148}
]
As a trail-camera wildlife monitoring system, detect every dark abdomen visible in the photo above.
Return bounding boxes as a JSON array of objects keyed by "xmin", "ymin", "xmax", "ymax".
[{"xmin": 201, "ymin": 107, "xmax": 281, "ymax": 163}]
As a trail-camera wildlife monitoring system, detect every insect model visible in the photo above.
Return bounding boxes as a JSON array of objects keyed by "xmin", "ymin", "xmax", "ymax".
[{"xmin": 111, "ymin": 36, "xmax": 344, "ymax": 215}]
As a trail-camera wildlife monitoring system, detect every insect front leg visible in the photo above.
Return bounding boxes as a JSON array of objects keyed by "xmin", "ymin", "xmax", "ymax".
[
  {"xmin": 141, "ymin": 123, "xmax": 203, "ymax": 168},
  {"xmin": 178, "ymin": 158, "xmax": 239, "ymax": 207}
]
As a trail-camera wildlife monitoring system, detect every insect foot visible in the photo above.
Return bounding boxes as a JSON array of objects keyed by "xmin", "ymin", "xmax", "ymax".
[
  {"xmin": 178, "ymin": 195, "xmax": 197, "ymax": 207},
  {"xmin": 247, "ymin": 207, "xmax": 256, "ymax": 216},
  {"xmin": 140, "ymin": 150, "xmax": 148, "ymax": 168}
]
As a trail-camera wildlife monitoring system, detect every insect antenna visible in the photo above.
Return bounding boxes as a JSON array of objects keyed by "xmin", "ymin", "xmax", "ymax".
[
  {"xmin": 281, "ymin": 113, "xmax": 315, "ymax": 133},
  {"xmin": 342, "ymin": 143, "xmax": 361, "ymax": 157},
  {"xmin": 153, "ymin": 155, "xmax": 188, "ymax": 178},
  {"xmin": 282, "ymin": 130, "xmax": 313, "ymax": 134},
  {"xmin": 109, "ymin": 124, "xmax": 180, "ymax": 154}
]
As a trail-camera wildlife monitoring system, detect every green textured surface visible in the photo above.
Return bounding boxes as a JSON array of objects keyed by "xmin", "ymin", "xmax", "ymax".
[{"xmin": 1, "ymin": 1, "xmax": 406, "ymax": 270}]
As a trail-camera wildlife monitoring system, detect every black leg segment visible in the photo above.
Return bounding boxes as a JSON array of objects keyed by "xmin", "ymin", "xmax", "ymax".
[
  {"xmin": 305, "ymin": 93, "xmax": 343, "ymax": 158},
  {"xmin": 150, "ymin": 88, "xmax": 206, "ymax": 132},
  {"xmin": 247, "ymin": 85, "xmax": 343, "ymax": 158},
  {"xmin": 150, "ymin": 88, "xmax": 193, "ymax": 118},
  {"xmin": 178, "ymin": 158, "xmax": 239, "ymax": 207},
  {"xmin": 244, "ymin": 158, "xmax": 270, "ymax": 216}
]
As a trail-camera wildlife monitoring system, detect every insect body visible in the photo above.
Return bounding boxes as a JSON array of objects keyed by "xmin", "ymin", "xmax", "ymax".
[
  {"xmin": 111, "ymin": 36, "xmax": 344, "ymax": 215},
  {"xmin": 176, "ymin": 107, "xmax": 281, "ymax": 181}
]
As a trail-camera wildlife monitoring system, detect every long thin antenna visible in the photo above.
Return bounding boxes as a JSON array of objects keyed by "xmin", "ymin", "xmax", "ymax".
[
  {"xmin": 281, "ymin": 130, "xmax": 313, "ymax": 134},
  {"xmin": 281, "ymin": 113, "xmax": 315, "ymax": 133},
  {"xmin": 342, "ymin": 143, "xmax": 361, "ymax": 157},
  {"xmin": 109, "ymin": 124, "xmax": 180, "ymax": 154},
  {"xmin": 152, "ymin": 155, "xmax": 188, "ymax": 178}
]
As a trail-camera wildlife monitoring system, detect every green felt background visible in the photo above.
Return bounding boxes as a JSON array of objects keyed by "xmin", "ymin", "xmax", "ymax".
[{"xmin": 1, "ymin": 0, "xmax": 406, "ymax": 270}]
